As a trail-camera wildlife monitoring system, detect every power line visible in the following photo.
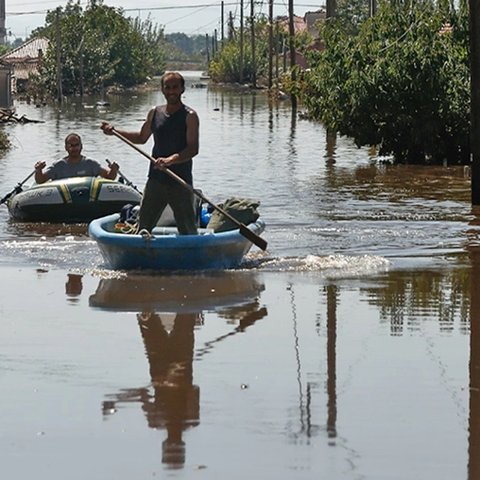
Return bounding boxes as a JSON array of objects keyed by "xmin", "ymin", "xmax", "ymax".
[
  {"xmin": 6, "ymin": 2, "xmax": 235, "ymax": 16},
  {"xmin": 7, "ymin": 2, "xmax": 323, "ymax": 17}
]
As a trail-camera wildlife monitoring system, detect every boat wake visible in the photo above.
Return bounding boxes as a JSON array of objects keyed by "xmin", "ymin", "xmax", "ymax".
[
  {"xmin": 1, "ymin": 235, "xmax": 390, "ymax": 279},
  {"xmin": 243, "ymin": 253, "xmax": 390, "ymax": 277},
  {"xmin": 0, "ymin": 236, "xmax": 101, "ymax": 270}
]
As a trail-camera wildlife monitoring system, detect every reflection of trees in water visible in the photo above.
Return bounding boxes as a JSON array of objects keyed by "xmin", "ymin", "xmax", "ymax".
[
  {"xmin": 361, "ymin": 269, "xmax": 470, "ymax": 335},
  {"xmin": 321, "ymin": 164, "xmax": 470, "ymax": 204}
]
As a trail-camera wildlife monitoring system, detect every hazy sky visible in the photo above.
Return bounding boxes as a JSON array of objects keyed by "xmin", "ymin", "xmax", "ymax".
[{"xmin": 5, "ymin": 1, "xmax": 324, "ymax": 39}]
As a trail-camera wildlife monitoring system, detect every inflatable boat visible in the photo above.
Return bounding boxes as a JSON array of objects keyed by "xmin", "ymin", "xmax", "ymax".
[{"xmin": 7, "ymin": 176, "xmax": 142, "ymax": 223}]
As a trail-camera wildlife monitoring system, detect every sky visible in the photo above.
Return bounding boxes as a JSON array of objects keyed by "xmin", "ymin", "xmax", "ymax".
[{"xmin": 5, "ymin": 1, "xmax": 325, "ymax": 40}]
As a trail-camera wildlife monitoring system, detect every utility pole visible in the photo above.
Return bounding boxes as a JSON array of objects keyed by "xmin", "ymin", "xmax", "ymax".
[
  {"xmin": 268, "ymin": 0, "xmax": 273, "ymax": 89},
  {"xmin": 221, "ymin": 1, "xmax": 225, "ymax": 47},
  {"xmin": 250, "ymin": 0, "xmax": 256, "ymax": 87},
  {"xmin": 326, "ymin": 0, "xmax": 337, "ymax": 19},
  {"xmin": 275, "ymin": 20, "xmax": 279, "ymax": 84},
  {"xmin": 55, "ymin": 10, "xmax": 63, "ymax": 104},
  {"xmin": 205, "ymin": 34, "xmax": 210, "ymax": 64},
  {"xmin": 369, "ymin": 0, "xmax": 376, "ymax": 17},
  {"xmin": 0, "ymin": 0, "xmax": 6, "ymax": 44},
  {"xmin": 471, "ymin": 0, "xmax": 480, "ymax": 204},
  {"xmin": 288, "ymin": 0, "xmax": 297, "ymax": 109},
  {"xmin": 326, "ymin": 0, "xmax": 338, "ymax": 150},
  {"xmin": 79, "ymin": 41, "xmax": 84, "ymax": 98},
  {"xmin": 239, "ymin": 0, "xmax": 244, "ymax": 84}
]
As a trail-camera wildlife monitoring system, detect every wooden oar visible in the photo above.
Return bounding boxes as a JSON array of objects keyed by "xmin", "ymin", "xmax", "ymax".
[
  {"xmin": 110, "ymin": 129, "xmax": 268, "ymax": 251},
  {"xmin": 0, "ymin": 170, "xmax": 35, "ymax": 205},
  {"xmin": 105, "ymin": 158, "xmax": 142, "ymax": 195}
]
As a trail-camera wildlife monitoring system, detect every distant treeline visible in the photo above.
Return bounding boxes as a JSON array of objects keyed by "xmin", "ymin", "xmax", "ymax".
[{"xmin": 164, "ymin": 33, "xmax": 207, "ymax": 68}]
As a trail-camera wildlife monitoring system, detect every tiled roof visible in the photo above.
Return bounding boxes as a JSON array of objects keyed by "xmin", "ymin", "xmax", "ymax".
[
  {"xmin": 277, "ymin": 15, "xmax": 308, "ymax": 33},
  {"xmin": 1, "ymin": 37, "xmax": 49, "ymax": 61}
]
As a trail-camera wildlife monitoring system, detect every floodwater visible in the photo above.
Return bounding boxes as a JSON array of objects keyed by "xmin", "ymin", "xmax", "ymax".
[{"xmin": 1, "ymin": 71, "xmax": 479, "ymax": 479}]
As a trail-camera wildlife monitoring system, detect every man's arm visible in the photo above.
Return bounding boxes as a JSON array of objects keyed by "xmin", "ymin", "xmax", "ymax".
[
  {"xmin": 100, "ymin": 109, "xmax": 154, "ymax": 144},
  {"xmin": 99, "ymin": 161, "xmax": 120, "ymax": 180},
  {"xmin": 34, "ymin": 161, "xmax": 50, "ymax": 184}
]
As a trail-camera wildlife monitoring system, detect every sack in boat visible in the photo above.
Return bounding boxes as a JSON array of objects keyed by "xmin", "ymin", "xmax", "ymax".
[
  {"xmin": 115, "ymin": 203, "xmax": 140, "ymax": 234},
  {"xmin": 207, "ymin": 197, "xmax": 260, "ymax": 232}
]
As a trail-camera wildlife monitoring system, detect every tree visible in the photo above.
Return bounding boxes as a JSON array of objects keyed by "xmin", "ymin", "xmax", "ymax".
[
  {"xmin": 163, "ymin": 33, "xmax": 206, "ymax": 66},
  {"xmin": 31, "ymin": 0, "xmax": 166, "ymax": 97},
  {"xmin": 208, "ymin": 15, "xmax": 311, "ymax": 85},
  {"xmin": 297, "ymin": 0, "xmax": 470, "ymax": 164}
]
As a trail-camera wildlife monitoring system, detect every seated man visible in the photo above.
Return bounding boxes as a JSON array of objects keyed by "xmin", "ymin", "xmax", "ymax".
[{"xmin": 34, "ymin": 132, "xmax": 119, "ymax": 184}]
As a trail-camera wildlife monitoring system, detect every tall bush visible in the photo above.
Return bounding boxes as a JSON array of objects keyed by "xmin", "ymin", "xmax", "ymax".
[
  {"xmin": 299, "ymin": 0, "xmax": 470, "ymax": 164},
  {"xmin": 32, "ymin": 0, "xmax": 166, "ymax": 96}
]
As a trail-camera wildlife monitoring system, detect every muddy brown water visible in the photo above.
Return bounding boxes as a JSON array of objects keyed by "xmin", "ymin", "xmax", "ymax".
[{"xmin": 1, "ymin": 72, "xmax": 479, "ymax": 479}]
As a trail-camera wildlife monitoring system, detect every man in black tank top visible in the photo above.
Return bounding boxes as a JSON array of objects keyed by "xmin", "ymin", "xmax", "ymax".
[{"xmin": 101, "ymin": 71, "xmax": 199, "ymax": 234}]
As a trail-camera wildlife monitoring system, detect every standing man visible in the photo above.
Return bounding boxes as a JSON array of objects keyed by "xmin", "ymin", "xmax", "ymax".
[
  {"xmin": 34, "ymin": 133, "xmax": 119, "ymax": 184},
  {"xmin": 100, "ymin": 71, "xmax": 199, "ymax": 235}
]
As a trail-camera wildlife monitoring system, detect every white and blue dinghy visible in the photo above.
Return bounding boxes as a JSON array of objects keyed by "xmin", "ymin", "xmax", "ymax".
[
  {"xmin": 88, "ymin": 200, "xmax": 266, "ymax": 271},
  {"xmin": 88, "ymin": 130, "xmax": 268, "ymax": 271},
  {"xmin": 5, "ymin": 176, "xmax": 142, "ymax": 223}
]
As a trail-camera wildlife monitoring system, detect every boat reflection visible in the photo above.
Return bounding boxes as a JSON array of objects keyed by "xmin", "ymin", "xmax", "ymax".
[
  {"xmin": 89, "ymin": 271, "xmax": 267, "ymax": 469},
  {"xmin": 89, "ymin": 271, "xmax": 265, "ymax": 313}
]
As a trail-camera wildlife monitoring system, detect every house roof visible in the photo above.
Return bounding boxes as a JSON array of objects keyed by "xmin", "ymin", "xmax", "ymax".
[
  {"xmin": 276, "ymin": 14, "xmax": 308, "ymax": 33},
  {"xmin": 276, "ymin": 10, "xmax": 326, "ymax": 36},
  {"xmin": 1, "ymin": 37, "xmax": 49, "ymax": 62}
]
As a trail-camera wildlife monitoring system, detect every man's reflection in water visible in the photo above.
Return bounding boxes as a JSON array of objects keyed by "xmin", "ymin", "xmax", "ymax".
[
  {"xmin": 137, "ymin": 311, "xmax": 199, "ymax": 468},
  {"xmin": 102, "ymin": 300, "xmax": 267, "ymax": 469}
]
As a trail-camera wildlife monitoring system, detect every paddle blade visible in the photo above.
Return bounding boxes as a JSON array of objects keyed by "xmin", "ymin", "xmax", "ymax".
[
  {"xmin": 0, "ymin": 186, "xmax": 20, "ymax": 205},
  {"xmin": 0, "ymin": 192, "xmax": 11, "ymax": 205},
  {"xmin": 239, "ymin": 224, "xmax": 268, "ymax": 251},
  {"xmin": 1, "ymin": 171, "xmax": 35, "ymax": 205}
]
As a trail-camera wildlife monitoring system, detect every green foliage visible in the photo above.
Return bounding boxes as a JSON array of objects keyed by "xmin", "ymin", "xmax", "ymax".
[
  {"xmin": 165, "ymin": 33, "xmax": 206, "ymax": 60},
  {"xmin": 0, "ymin": 129, "xmax": 11, "ymax": 153},
  {"xmin": 208, "ymin": 16, "xmax": 301, "ymax": 84},
  {"xmin": 209, "ymin": 41, "xmax": 262, "ymax": 83},
  {"xmin": 0, "ymin": 45, "xmax": 11, "ymax": 56},
  {"xmin": 334, "ymin": 0, "xmax": 371, "ymax": 34},
  {"xmin": 298, "ymin": 0, "xmax": 470, "ymax": 164},
  {"xmin": 163, "ymin": 33, "xmax": 206, "ymax": 68},
  {"xmin": 32, "ymin": 0, "xmax": 166, "ymax": 96}
]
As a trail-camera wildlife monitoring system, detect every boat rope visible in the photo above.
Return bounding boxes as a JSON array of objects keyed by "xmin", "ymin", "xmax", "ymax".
[{"xmin": 115, "ymin": 221, "xmax": 139, "ymax": 234}]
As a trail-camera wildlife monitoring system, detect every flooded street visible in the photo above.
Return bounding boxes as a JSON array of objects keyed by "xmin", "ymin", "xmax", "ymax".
[{"xmin": 0, "ymin": 72, "xmax": 478, "ymax": 479}]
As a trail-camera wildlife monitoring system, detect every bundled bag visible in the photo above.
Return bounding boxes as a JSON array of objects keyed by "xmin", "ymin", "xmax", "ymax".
[
  {"xmin": 115, "ymin": 203, "xmax": 140, "ymax": 234},
  {"xmin": 206, "ymin": 197, "xmax": 260, "ymax": 232}
]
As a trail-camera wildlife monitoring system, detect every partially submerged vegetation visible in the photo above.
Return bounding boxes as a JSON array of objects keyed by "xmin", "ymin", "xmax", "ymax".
[
  {"xmin": 0, "ymin": 129, "xmax": 10, "ymax": 152},
  {"xmin": 208, "ymin": 0, "xmax": 470, "ymax": 165},
  {"xmin": 295, "ymin": 0, "xmax": 470, "ymax": 165},
  {"xmin": 0, "ymin": 0, "xmax": 472, "ymax": 165},
  {"xmin": 29, "ymin": 0, "xmax": 166, "ymax": 98}
]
